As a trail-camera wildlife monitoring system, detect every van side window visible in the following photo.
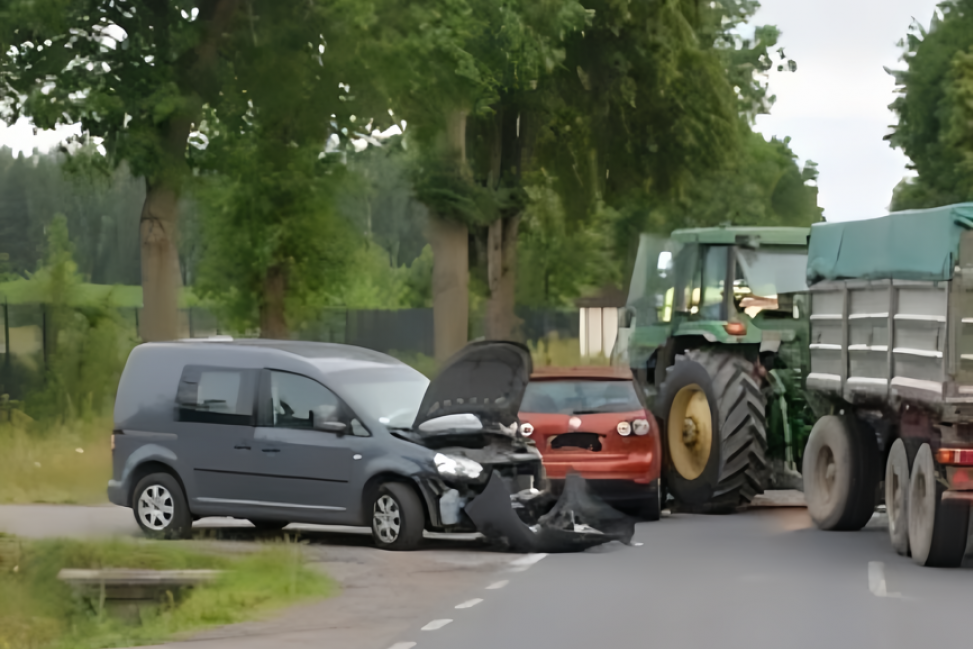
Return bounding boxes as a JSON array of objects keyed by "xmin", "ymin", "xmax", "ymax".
[
  {"xmin": 176, "ymin": 366, "xmax": 256, "ymax": 425},
  {"xmin": 269, "ymin": 371, "xmax": 341, "ymax": 430}
]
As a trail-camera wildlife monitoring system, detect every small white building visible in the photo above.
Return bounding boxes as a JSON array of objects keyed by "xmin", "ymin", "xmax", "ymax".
[{"xmin": 575, "ymin": 285, "xmax": 626, "ymax": 359}]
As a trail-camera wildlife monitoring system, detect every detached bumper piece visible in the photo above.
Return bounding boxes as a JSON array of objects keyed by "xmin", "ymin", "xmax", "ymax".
[{"xmin": 464, "ymin": 471, "xmax": 635, "ymax": 553}]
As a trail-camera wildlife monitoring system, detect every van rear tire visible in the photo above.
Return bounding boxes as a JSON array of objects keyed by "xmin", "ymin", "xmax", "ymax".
[{"xmin": 132, "ymin": 473, "xmax": 193, "ymax": 540}]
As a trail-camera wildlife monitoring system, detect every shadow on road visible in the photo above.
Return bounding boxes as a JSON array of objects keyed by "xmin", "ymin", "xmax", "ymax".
[{"xmin": 190, "ymin": 521, "xmax": 496, "ymax": 553}]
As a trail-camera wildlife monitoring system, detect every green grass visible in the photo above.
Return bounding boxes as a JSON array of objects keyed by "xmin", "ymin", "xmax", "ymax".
[
  {"xmin": 0, "ymin": 535, "xmax": 333, "ymax": 649},
  {"xmin": 528, "ymin": 332, "xmax": 610, "ymax": 368},
  {"xmin": 0, "ymin": 417, "xmax": 113, "ymax": 504},
  {"xmin": 0, "ymin": 279, "xmax": 200, "ymax": 308}
]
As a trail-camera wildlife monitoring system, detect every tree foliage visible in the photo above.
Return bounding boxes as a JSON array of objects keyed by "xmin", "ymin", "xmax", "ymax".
[
  {"xmin": 189, "ymin": 0, "xmax": 381, "ymax": 336},
  {"xmin": 888, "ymin": 0, "xmax": 973, "ymax": 209},
  {"xmin": 0, "ymin": 147, "xmax": 143, "ymax": 284}
]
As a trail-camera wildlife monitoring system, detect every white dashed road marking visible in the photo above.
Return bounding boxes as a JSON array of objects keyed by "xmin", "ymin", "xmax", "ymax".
[
  {"xmin": 455, "ymin": 598, "xmax": 483, "ymax": 609},
  {"xmin": 486, "ymin": 579, "xmax": 509, "ymax": 590},
  {"xmin": 387, "ymin": 643, "xmax": 417, "ymax": 649},
  {"xmin": 422, "ymin": 619, "xmax": 454, "ymax": 631},
  {"xmin": 509, "ymin": 553, "xmax": 548, "ymax": 571},
  {"xmin": 868, "ymin": 561, "xmax": 902, "ymax": 598}
]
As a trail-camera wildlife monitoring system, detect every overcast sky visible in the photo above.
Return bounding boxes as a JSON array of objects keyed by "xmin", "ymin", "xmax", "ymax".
[
  {"xmin": 0, "ymin": 1, "xmax": 946, "ymax": 223},
  {"xmin": 752, "ymin": 0, "xmax": 942, "ymax": 222}
]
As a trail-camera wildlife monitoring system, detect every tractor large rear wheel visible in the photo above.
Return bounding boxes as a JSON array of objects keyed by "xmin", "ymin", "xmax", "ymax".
[{"xmin": 655, "ymin": 350, "xmax": 768, "ymax": 512}]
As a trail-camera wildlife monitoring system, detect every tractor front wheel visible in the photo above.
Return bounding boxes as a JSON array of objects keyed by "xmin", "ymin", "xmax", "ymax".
[{"xmin": 655, "ymin": 350, "xmax": 768, "ymax": 512}]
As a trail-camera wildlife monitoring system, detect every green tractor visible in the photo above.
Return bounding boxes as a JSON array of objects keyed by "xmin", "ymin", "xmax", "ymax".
[{"xmin": 613, "ymin": 226, "xmax": 817, "ymax": 511}]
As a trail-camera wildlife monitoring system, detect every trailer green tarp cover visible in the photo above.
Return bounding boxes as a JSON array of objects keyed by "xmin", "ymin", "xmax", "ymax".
[{"xmin": 806, "ymin": 203, "xmax": 973, "ymax": 286}]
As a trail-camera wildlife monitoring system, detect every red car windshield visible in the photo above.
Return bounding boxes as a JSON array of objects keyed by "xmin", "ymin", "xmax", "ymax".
[{"xmin": 521, "ymin": 380, "xmax": 643, "ymax": 415}]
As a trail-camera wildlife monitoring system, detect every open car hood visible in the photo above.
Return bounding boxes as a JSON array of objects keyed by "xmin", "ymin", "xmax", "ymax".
[{"xmin": 412, "ymin": 341, "xmax": 533, "ymax": 430}]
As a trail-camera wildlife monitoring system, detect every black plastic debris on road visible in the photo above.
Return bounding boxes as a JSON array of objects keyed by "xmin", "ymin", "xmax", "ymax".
[{"xmin": 464, "ymin": 472, "xmax": 636, "ymax": 553}]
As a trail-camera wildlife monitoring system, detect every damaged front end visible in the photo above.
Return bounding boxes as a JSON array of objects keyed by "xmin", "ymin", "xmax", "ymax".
[{"xmin": 403, "ymin": 341, "xmax": 636, "ymax": 552}]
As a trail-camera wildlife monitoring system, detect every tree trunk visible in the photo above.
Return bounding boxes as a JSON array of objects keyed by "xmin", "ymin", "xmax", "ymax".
[
  {"xmin": 429, "ymin": 217, "xmax": 469, "ymax": 363},
  {"xmin": 484, "ymin": 105, "xmax": 531, "ymax": 342},
  {"xmin": 138, "ymin": 0, "xmax": 240, "ymax": 342},
  {"xmin": 260, "ymin": 265, "xmax": 289, "ymax": 339},
  {"xmin": 429, "ymin": 109, "xmax": 471, "ymax": 363},
  {"xmin": 139, "ymin": 180, "xmax": 183, "ymax": 342},
  {"xmin": 486, "ymin": 214, "xmax": 522, "ymax": 340}
]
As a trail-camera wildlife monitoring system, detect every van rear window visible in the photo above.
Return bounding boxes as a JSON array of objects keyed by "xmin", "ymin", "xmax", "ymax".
[
  {"xmin": 176, "ymin": 366, "xmax": 256, "ymax": 425},
  {"xmin": 520, "ymin": 380, "xmax": 643, "ymax": 415}
]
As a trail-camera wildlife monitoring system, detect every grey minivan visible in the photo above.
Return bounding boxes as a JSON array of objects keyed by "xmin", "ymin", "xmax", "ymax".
[{"xmin": 108, "ymin": 339, "xmax": 546, "ymax": 550}]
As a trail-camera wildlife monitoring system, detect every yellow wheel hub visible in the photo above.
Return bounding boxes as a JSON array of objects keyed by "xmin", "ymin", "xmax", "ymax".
[{"xmin": 667, "ymin": 384, "xmax": 713, "ymax": 480}]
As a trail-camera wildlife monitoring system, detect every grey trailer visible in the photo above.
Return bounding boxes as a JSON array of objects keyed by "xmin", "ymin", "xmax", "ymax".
[{"xmin": 802, "ymin": 203, "xmax": 973, "ymax": 567}]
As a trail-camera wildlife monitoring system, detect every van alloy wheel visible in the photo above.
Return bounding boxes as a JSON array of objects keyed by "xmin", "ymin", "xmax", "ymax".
[
  {"xmin": 131, "ymin": 472, "xmax": 192, "ymax": 540},
  {"xmin": 373, "ymin": 494, "xmax": 402, "ymax": 544},
  {"xmin": 138, "ymin": 485, "xmax": 175, "ymax": 531}
]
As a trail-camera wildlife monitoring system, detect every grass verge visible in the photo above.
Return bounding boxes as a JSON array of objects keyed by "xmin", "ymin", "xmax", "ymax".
[
  {"xmin": 0, "ymin": 417, "xmax": 112, "ymax": 504},
  {"xmin": 0, "ymin": 534, "xmax": 333, "ymax": 649},
  {"xmin": 528, "ymin": 333, "xmax": 609, "ymax": 368}
]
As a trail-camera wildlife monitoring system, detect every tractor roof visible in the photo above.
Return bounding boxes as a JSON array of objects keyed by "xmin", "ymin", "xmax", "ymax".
[
  {"xmin": 670, "ymin": 226, "xmax": 810, "ymax": 246},
  {"xmin": 807, "ymin": 203, "xmax": 973, "ymax": 285}
]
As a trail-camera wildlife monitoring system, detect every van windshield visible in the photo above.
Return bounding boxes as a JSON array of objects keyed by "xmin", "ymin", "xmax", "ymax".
[
  {"xmin": 332, "ymin": 367, "xmax": 430, "ymax": 429},
  {"xmin": 520, "ymin": 380, "xmax": 643, "ymax": 415}
]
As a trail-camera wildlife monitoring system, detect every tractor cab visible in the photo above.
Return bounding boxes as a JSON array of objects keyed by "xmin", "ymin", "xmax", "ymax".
[{"xmin": 614, "ymin": 226, "xmax": 811, "ymax": 390}]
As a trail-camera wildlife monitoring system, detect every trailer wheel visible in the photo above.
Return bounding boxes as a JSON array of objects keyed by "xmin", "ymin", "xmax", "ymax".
[
  {"xmin": 803, "ymin": 415, "xmax": 879, "ymax": 531},
  {"xmin": 907, "ymin": 444, "xmax": 970, "ymax": 568},
  {"xmin": 885, "ymin": 439, "xmax": 910, "ymax": 556},
  {"xmin": 655, "ymin": 351, "xmax": 768, "ymax": 511}
]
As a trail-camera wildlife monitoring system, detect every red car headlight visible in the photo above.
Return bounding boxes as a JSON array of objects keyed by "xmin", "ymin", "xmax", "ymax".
[
  {"xmin": 633, "ymin": 419, "xmax": 650, "ymax": 436},
  {"xmin": 617, "ymin": 421, "xmax": 632, "ymax": 436},
  {"xmin": 520, "ymin": 422, "xmax": 534, "ymax": 437}
]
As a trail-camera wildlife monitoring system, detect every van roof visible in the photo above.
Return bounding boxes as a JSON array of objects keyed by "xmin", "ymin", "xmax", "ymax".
[{"xmin": 158, "ymin": 339, "xmax": 403, "ymax": 366}]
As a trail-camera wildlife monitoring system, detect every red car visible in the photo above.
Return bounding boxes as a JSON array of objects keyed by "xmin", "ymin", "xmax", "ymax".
[{"xmin": 519, "ymin": 366, "xmax": 663, "ymax": 520}]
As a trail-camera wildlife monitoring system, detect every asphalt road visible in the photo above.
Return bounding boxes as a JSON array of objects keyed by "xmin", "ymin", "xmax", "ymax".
[
  {"xmin": 380, "ymin": 508, "xmax": 973, "ymax": 649},
  {"xmin": 3, "ymin": 502, "xmax": 972, "ymax": 649}
]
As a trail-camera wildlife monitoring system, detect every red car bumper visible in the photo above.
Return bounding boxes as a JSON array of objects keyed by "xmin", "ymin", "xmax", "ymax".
[{"xmin": 542, "ymin": 451, "xmax": 659, "ymax": 484}]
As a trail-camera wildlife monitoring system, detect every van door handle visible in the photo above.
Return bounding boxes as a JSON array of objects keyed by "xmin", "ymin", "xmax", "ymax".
[
  {"xmin": 262, "ymin": 448, "xmax": 281, "ymax": 454},
  {"xmin": 234, "ymin": 444, "xmax": 251, "ymax": 450}
]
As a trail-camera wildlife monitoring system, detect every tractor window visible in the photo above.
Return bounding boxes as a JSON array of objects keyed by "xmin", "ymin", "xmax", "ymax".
[
  {"xmin": 735, "ymin": 247, "xmax": 808, "ymax": 298},
  {"xmin": 700, "ymin": 246, "xmax": 730, "ymax": 320},
  {"xmin": 672, "ymin": 244, "xmax": 701, "ymax": 315}
]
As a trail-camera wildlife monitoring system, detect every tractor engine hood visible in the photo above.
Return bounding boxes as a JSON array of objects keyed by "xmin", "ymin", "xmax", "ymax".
[{"xmin": 412, "ymin": 341, "xmax": 533, "ymax": 431}]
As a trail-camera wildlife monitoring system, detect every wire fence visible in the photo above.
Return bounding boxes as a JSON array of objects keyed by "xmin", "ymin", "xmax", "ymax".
[{"xmin": 0, "ymin": 303, "xmax": 581, "ymax": 400}]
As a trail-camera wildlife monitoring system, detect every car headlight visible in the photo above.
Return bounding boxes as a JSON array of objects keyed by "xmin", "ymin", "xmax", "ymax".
[
  {"xmin": 633, "ymin": 419, "xmax": 651, "ymax": 436},
  {"xmin": 434, "ymin": 453, "xmax": 484, "ymax": 480}
]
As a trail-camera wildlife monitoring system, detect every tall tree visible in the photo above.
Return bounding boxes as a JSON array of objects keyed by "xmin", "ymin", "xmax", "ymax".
[
  {"xmin": 888, "ymin": 0, "xmax": 973, "ymax": 209},
  {"xmin": 190, "ymin": 0, "xmax": 377, "ymax": 338},
  {"xmin": 0, "ymin": 152, "xmax": 36, "ymax": 274},
  {"xmin": 0, "ymin": 0, "xmax": 242, "ymax": 341},
  {"xmin": 374, "ymin": 0, "xmax": 588, "ymax": 355}
]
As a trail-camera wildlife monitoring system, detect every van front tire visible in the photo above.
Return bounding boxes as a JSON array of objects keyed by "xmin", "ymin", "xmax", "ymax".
[
  {"xmin": 371, "ymin": 482, "xmax": 424, "ymax": 551},
  {"xmin": 132, "ymin": 473, "xmax": 193, "ymax": 540}
]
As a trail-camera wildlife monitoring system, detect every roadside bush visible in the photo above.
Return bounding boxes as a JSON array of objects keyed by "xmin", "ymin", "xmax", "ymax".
[{"xmin": 17, "ymin": 215, "xmax": 137, "ymax": 424}]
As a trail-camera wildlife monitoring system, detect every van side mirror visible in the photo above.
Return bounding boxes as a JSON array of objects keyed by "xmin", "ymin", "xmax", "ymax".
[
  {"xmin": 314, "ymin": 419, "xmax": 347, "ymax": 434},
  {"xmin": 310, "ymin": 407, "xmax": 347, "ymax": 434}
]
